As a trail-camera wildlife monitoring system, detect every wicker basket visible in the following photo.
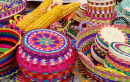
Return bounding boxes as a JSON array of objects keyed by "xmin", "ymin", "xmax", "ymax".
[
  {"xmin": 73, "ymin": 22, "xmax": 130, "ymax": 82},
  {"xmin": 16, "ymin": 29, "xmax": 76, "ymax": 82},
  {"xmin": 0, "ymin": 0, "xmax": 26, "ymax": 25}
]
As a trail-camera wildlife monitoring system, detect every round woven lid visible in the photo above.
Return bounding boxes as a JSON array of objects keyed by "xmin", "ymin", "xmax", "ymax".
[
  {"xmin": 97, "ymin": 25, "xmax": 129, "ymax": 48},
  {"xmin": 21, "ymin": 29, "xmax": 70, "ymax": 58},
  {"xmin": 109, "ymin": 42, "xmax": 130, "ymax": 61}
]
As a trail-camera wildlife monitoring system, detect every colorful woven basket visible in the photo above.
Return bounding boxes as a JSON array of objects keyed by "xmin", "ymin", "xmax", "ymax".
[
  {"xmin": 115, "ymin": 0, "xmax": 130, "ymax": 24},
  {"xmin": 13, "ymin": 71, "xmax": 74, "ymax": 82},
  {"xmin": 0, "ymin": 0, "xmax": 26, "ymax": 25},
  {"xmin": 0, "ymin": 59, "xmax": 19, "ymax": 80},
  {"xmin": 73, "ymin": 23, "xmax": 130, "ymax": 82},
  {"xmin": 66, "ymin": 21, "xmax": 95, "ymax": 40},
  {"xmin": 16, "ymin": 29, "xmax": 76, "ymax": 82},
  {"xmin": 0, "ymin": 28, "xmax": 21, "ymax": 69}
]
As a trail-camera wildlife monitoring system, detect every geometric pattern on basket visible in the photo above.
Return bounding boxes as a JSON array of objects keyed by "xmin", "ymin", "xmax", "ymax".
[
  {"xmin": 86, "ymin": 4, "xmax": 116, "ymax": 20},
  {"xmin": 75, "ymin": 24, "xmax": 130, "ymax": 82},
  {"xmin": 88, "ymin": 0, "xmax": 115, "ymax": 5},
  {"xmin": 97, "ymin": 25, "xmax": 129, "ymax": 47},
  {"xmin": 18, "ymin": 62, "xmax": 75, "ymax": 82},
  {"xmin": 111, "ymin": 43, "xmax": 130, "ymax": 57},
  {"xmin": 21, "ymin": 29, "xmax": 70, "ymax": 59},
  {"xmin": 0, "ymin": 0, "xmax": 26, "ymax": 20},
  {"xmin": 105, "ymin": 52, "xmax": 130, "ymax": 75},
  {"xmin": 17, "ymin": 46, "xmax": 75, "ymax": 73},
  {"xmin": 0, "ymin": 59, "xmax": 19, "ymax": 80}
]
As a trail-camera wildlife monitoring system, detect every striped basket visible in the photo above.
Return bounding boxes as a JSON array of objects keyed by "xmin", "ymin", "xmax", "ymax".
[
  {"xmin": 0, "ymin": 0, "xmax": 26, "ymax": 25},
  {"xmin": 72, "ymin": 23, "xmax": 130, "ymax": 82},
  {"xmin": 0, "ymin": 28, "xmax": 21, "ymax": 69}
]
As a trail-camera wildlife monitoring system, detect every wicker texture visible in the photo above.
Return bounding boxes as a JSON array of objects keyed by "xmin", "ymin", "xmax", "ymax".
[
  {"xmin": 74, "ymin": 23, "xmax": 130, "ymax": 82},
  {"xmin": 0, "ymin": 0, "xmax": 26, "ymax": 25},
  {"xmin": 17, "ymin": 29, "xmax": 76, "ymax": 82}
]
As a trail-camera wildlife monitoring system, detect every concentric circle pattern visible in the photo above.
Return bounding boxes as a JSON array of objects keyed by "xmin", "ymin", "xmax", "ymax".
[{"xmin": 22, "ymin": 29, "xmax": 69, "ymax": 56}]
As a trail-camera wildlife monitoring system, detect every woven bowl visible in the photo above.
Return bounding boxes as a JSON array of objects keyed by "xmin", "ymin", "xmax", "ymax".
[
  {"xmin": 73, "ymin": 23, "xmax": 130, "ymax": 82},
  {"xmin": 0, "ymin": 0, "xmax": 26, "ymax": 25},
  {"xmin": 0, "ymin": 28, "xmax": 21, "ymax": 68}
]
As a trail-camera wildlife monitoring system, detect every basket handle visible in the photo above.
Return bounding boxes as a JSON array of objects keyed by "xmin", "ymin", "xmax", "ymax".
[
  {"xmin": 111, "ymin": 17, "xmax": 129, "ymax": 27},
  {"xmin": 8, "ymin": 24, "xmax": 21, "ymax": 34},
  {"xmin": 72, "ymin": 39, "xmax": 79, "ymax": 52},
  {"xmin": 79, "ymin": 21, "xmax": 95, "ymax": 33}
]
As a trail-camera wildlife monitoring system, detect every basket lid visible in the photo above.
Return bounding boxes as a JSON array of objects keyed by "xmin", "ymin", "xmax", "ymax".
[
  {"xmin": 21, "ymin": 29, "xmax": 70, "ymax": 59},
  {"xmin": 97, "ymin": 25, "xmax": 129, "ymax": 48},
  {"xmin": 109, "ymin": 42, "xmax": 130, "ymax": 61}
]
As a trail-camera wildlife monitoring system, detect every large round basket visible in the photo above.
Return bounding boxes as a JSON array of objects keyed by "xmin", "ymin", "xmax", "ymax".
[{"xmin": 73, "ymin": 23, "xmax": 130, "ymax": 82}]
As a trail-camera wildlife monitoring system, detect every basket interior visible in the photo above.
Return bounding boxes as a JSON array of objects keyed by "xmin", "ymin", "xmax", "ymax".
[{"xmin": 0, "ymin": 29, "xmax": 20, "ymax": 53}]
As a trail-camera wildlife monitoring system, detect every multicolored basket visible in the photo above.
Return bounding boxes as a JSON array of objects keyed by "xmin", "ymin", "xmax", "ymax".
[
  {"xmin": 0, "ymin": 0, "xmax": 26, "ymax": 25},
  {"xmin": 73, "ymin": 23, "xmax": 130, "ymax": 82},
  {"xmin": 13, "ymin": 71, "xmax": 74, "ymax": 82},
  {"xmin": 66, "ymin": 21, "xmax": 95, "ymax": 40},
  {"xmin": 0, "ymin": 28, "xmax": 21, "ymax": 69},
  {"xmin": 16, "ymin": 29, "xmax": 76, "ymax": 82},
  {"xmin": 0, "ymin": 59, "xmax": 19, "ymax": 80}
]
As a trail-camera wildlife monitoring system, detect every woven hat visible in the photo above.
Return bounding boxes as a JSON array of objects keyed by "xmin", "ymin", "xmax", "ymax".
[
  {"xmin": 104, "ymin": 42, "xmax": 130, "ymax": 76},
  {"xmin": 115, "ymin": 0, "xmax": 130, "ymax": 24}
]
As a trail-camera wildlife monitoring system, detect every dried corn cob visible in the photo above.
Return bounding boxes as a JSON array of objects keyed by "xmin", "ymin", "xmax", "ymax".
[
  {"xmin": 56, "ymin": 2, "xmax": 80, "ymax": 21},
  {"xmin": 16, "ymin": 0, "xmax": 53, "ymax": 30},
  {"xmin": 25, "ymin": 5, "xmax": 63, "ymax": 32}
]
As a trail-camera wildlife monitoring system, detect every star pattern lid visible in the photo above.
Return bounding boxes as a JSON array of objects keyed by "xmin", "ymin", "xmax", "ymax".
[{"xmin": 21, "ymin": 29, "xmax": 70, "ymax": 59}]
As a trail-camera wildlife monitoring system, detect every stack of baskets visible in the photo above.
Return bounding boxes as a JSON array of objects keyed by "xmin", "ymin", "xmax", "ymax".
[
  {"xmin": 16, "ymin": 29, "xmax": 76, "ymax": 82},
  {"xmin": 73, "ymin": 22, "xmax": 130, "ymax": 82}
]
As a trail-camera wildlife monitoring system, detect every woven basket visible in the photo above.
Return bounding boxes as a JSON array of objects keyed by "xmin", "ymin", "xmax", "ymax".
[
  {"xmin": 16, "ymin": 29, "xmax": 76, "ymax": 82},
  {"xmin": 111, "ymin": 17, "xmax": 130, "ymax": 27},
  {"xmin": 73, "ymin": 23, "xmax": 130, "ymax": 82},
  {"xmin": 0, "ymin": 0, "xmax": 26, "ymax": 25},
  {"xmin": 0, "ymin": 59, "xmax": 19, "ymax": 80},
  {"xmin": 66, "ymin": 21, "xmax": 95, "ymax": 40},
  {"xmin": 13, "ymin": 71, "xmax": 74, "ymax": 82},
  {"xmin": 0, "ymin": 28, "xmax": 21, "ymax": 68}
]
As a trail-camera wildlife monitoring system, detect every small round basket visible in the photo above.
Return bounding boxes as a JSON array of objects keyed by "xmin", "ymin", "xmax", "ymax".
[{"xmin": 73, "ymin": 22, "xmax": 130, "ymax": 82}]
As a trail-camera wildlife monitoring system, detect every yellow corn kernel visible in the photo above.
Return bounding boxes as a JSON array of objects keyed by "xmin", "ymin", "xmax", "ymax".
[
  {"xmin": 16, "ymin": 0, "xmax": 53, "ymax": 30},
  {"xmin": 56, "ymin": 2, "xmax": 80, "ymax": 22},
  {"xmin": 25, "ymin": 5, "xmax": 63, "ymax": 32}
]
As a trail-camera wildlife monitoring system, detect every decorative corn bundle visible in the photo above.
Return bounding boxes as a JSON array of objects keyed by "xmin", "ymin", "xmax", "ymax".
[
  {"xmin": 24, "ymin": 5, "xmax": 63, "ymax": 32},
  {"xmin": 16, "ymin": 0, "xmax": 53, "ymax": 30},
  {"xmin": 56, "ymin": 2, "xmax": 81, "ymax": 21}
]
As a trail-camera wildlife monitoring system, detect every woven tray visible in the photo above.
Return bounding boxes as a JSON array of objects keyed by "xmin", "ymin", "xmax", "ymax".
[{"xmin": 73, "ymin": 23, "xmax": 130, "ymax": 82}]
